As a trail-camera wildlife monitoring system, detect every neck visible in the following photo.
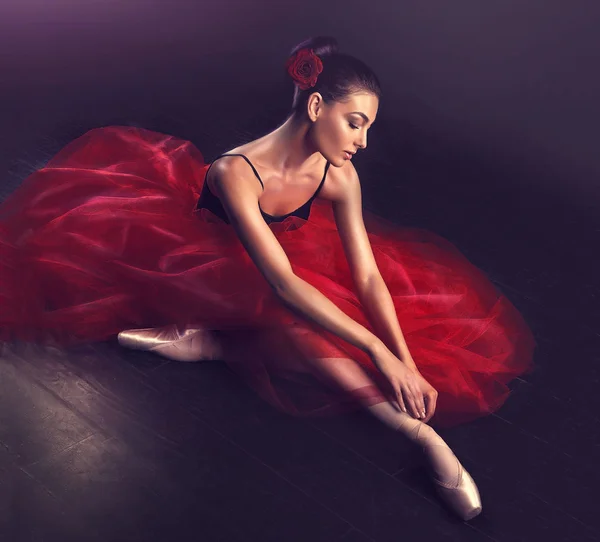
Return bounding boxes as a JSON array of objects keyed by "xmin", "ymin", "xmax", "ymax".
[{"xmin": 267, "ymin": 114, "xmax": 321, "ymax": 173}]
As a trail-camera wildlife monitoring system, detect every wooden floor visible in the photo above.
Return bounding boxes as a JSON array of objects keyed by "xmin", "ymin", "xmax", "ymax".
[{"xmin": 1, "ymin": 90, "xmax": 599, "ymax": 541}]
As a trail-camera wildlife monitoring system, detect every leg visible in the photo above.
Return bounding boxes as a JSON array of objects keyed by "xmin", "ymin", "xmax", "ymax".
[
  {"xmin": 313, "ymin": 356, "xmax": 482, "ymax": 521},
  {"xmin": 119, "ymin": 324, "xmax": 481, "ymax": 519}
]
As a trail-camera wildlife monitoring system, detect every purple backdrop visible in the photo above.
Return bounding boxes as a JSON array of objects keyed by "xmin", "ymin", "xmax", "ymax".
[{"xmin": 1, "ymin": 0, "xmax": 599, "ymax": 210}]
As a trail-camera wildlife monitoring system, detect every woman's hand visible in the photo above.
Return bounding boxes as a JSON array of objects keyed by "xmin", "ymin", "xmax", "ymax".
[
  {"xmin": 410, "ymin": 370, "xmax": 438, "ymax": 424},
  {"xmin": 369, "ymin": 342, "xmax": 426, "ymax": 419}
]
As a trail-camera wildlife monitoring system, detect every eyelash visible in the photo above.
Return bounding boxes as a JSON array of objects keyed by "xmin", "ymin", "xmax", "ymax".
[{"xmin": 349, "ymin": 123, "xmax": 359, "ymax": 130}]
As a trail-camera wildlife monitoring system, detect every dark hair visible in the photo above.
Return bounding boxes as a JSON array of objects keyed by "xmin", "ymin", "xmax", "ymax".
[{"xmin": 287, "ymin": 36, "xmax": 382, "ymax": 117}]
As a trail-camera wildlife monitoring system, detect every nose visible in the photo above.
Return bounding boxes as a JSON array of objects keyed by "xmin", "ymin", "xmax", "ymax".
[{"xmin": 355, "ymin": 131, "xmax": 367, "ymax": 150}]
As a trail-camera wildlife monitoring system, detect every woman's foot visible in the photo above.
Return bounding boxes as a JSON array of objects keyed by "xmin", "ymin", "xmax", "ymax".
[
  {"xmin": 118, "ymin": 324, "xmax": 222, "ymax": 362},
  {"xmin": 366, "ymin": 402, "xmax": 482, "ymax": 520},
  {"xmin": 412, "ymin": 423, "xmax": 482, "ymax": 521}
]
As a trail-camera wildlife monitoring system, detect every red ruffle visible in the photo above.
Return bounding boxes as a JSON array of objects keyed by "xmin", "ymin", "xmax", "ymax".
[{"xmin": 0, "ymin": 126, "xmax": 535, "ymax": 427}]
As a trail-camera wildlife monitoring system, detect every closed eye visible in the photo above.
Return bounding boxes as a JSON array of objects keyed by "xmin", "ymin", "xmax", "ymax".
[{"xmin": 349, "ymin": 123, "xmax": 359, "ymax": 130}]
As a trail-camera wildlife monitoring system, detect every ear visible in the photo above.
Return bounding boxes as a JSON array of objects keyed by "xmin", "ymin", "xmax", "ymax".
[{"xmin": 306, "ymin": 92, "xmax": 324, "ymax": 122}]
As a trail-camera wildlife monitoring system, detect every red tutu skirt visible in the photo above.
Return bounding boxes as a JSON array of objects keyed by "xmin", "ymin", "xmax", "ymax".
[{"xmin": 0, "ymin": 126, "xmax": 535, "ymax": 427}]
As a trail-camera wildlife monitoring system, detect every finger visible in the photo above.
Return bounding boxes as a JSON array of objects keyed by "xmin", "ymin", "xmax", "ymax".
[
  {"xmin": 403, "ymin": 389, "xmax": 421, "ymax": 419},
  {"xmin": 419, "ymin": 391, "xmax": 427, "ymax": 418},
  {"xmin": 423, "ymin": 392, "xmax": 436, "ymax": 423},
  {"xmin": 413, "ymin": 385, "xmax": 426, "ymax": 418},
  {"xmin": 428, "ymin": 392, "xmax": 438, "ymax": 419},
  {"xmin": 397, "ymin": 395, "xmax": 408, "ymax": 414},
  {"xmin": 408, "ymin": 382, "xmax": 426, "ymax": 418},
  {"xmin": 422, "ymin": 395, "xmax": 432, "ymax": 423},
  {"xmin": 394, "ymin": 387, "xmax": 407, "ymax": 413}
]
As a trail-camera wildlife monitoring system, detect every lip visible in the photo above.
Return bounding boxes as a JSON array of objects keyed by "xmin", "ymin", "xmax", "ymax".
[{"xmin": 343, "ymin": 151, "xmax": 355, "ymax": 159}]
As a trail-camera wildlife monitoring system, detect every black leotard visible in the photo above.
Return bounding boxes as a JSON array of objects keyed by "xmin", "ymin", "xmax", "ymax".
[{"xmin": 195, "ymin": 153, "xmax": 330, "ymax": 224}]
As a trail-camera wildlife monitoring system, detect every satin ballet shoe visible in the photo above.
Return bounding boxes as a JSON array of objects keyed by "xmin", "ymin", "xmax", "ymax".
[
  {"xmin": 407, "ymin": 423, "xmax": 481, "ymax": 521},
  {"xmin": 423, "ymin": 442, "xmax": 482, "ymax": 521},
  {"xmin": 118, "ymin": 324, "xmax": 183, "ymax": 350},
  {"xmin": 118, "ymin": 324, "xmax": 219, "ymax": 362},
  {"xmin": 364, "ymin": 403, "xmax": 482, "ymax": 520}
]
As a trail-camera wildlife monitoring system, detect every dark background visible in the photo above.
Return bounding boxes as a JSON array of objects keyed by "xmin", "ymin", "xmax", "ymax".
[
  {"xmin": 1, "ymin": 0, "xmax": 599, "ymax": 307},
  {"xmin": 1, "ymin": 1, "xmax": 599, "ymax": 540},
  {"xmin": 2, "ymin": 0, "xmax": 599, "ymax": 202}
]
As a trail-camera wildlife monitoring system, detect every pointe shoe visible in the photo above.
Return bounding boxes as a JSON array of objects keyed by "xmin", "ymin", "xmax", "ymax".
[
  {"xmin": 118, "ymin": 324, "xmax": 183, "ymax": 350},
  {"xmin": 409, "ymin": 423, "xmax": 482, "ymax": 521},
  {"xmin": 366, "ymin": 403, "xmax": 482, "ymax": 521},
  {"xmin": 118, "ymin": 324, "xmax": 216, "ymax": 362},
  {"xmin": 426, "ymin": 443, "xmax": 482, "ymax": 521}
]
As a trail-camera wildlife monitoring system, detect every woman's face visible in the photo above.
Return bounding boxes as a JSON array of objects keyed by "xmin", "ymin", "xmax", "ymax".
[{"xmin": 308, "ymin": 90, "xmax": 379, "ymax": 167}]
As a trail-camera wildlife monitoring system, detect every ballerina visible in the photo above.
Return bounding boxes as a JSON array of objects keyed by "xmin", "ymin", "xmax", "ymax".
[{"xmin": 0, "ymin": 35, "xmax": 536, "ymax": 521}]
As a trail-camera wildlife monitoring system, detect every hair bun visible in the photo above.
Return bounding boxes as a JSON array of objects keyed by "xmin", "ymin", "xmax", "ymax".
[{"xmin": 289, "ymin": 36, "xmax": 339, "ymax": 59}]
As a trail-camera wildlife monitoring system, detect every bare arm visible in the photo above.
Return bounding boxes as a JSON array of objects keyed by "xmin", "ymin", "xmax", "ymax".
[
  {"xmin": 332, "ymin": 162, "xmax": 418, "ymax": 371},
  {"xmin": 210, "ymin": 157, "xmax": 381, "ymax": 355},
  {"xmin": 354, "ymin": 276, "xmax": 418, "ymax": 371}
]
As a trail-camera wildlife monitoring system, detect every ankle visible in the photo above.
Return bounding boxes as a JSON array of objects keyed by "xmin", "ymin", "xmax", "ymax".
[{"xmin": 412, "ymin": 423, "xmax": 447, "ymax": 450}]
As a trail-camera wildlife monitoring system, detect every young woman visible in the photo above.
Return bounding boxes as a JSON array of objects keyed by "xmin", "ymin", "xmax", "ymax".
[{"xmin": 0, "ymin": 36, "xmax": 535, "ymax": 521}]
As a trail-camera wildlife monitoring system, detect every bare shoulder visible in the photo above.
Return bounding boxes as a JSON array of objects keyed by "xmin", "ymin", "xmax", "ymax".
[
  {"xmin": 319, "ymin": 160, "xmax": 360, "ymax": 205},
  {"xmin": 202, "ymin": 151, "xmax": 298, "ymax": 293},
  {"xmin": 206, "ymin": 154, "xmax": 263, "ymax": 200}
]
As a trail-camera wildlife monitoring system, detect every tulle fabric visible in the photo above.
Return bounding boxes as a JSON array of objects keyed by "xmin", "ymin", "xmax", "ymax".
[{"xmin": 0, "ymin": 126, "xmax": 535, "ymax": 427}]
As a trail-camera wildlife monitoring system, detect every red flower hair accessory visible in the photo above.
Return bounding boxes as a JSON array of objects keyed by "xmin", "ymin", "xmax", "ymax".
[{"xmin": 285, "ymin": 48, "xmax": 324, "ymax": 90}]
